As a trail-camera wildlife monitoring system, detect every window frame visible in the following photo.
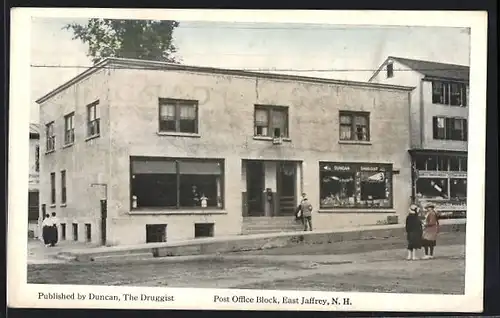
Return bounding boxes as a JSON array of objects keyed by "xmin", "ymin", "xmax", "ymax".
[
  {"xmin": 86, "ymin": 100, "xmax": 100, "ymax": 138},
  {"xmin": 253, "ymin": 105, "xmax": 289, "ymax": 138},
  {"xmin": 432, "ymin": 116, "xmax": 468, "ymax": 141},
  {"xmin": 158, "ymin": 98, "xmax": 199, "ymax": 134},
  {"xmin": 338, "ymin": 111, "xmax": 371, "ymax": 142},
  {"xmin": 64, "ymin": 112, "xmax": 75, "ymax": 145},
  {"xmin": 61, "ymin": 170, "xmax": 67, "ymax": 205},
  {"xmin": 50, "ymin": 172, "xmax": 56, "ymax": 205},
  {"xmin": 45, "ymin": 122, "xmax": 56, "ymax": 153},
  {"xmin": 130, "ymin": 156, "xmax": 225, "ymax": 211},
  {"xmin": 319, "ymin": 162, "xmax": 393, "ymax": 209},
  {"xmin": 432, "ymin": 80, "xmax": 468, "ymax": 107}
]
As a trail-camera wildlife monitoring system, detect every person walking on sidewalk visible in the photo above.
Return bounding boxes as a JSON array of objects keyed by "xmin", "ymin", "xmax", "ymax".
[
  {"xmin": 298, "ymin": 194, "xmax": 313, "ymax": 231},
  {"xmin": 41, "ymin": 214, "xmax": 51, "ymax": 247},
  {"xmin": 422, "ymin": 204, "xmax": 440, "ymax": 259},
  {"xmin": 49, "ymin": 212, "xmax": 59, "ymax": 247},
  {"xmin": 405, "ymin": 204, "xmax": 423, "ymax": 260}
]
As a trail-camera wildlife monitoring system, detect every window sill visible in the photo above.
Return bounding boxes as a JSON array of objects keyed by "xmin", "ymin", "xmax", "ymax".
[
  {"xmin": 157, "ymin": 132, "xmax": 201, "ymax": 138},
  {"xmin": 338, "ymin": 140, "xmax": 372, "ymax": 145},
  {"xmin": 60, "ymin": 204, "xmax": 67, "ymax": 207},
  {"xmin": 45, "ymin": 150, "xmax": 55, "ymax": 155},
  {"xmin": 85, "ymin": 134, "xmax": 100, "ymax": 142},
  {"xmin": 129, "ymin": 209, "xmax": 227, "ymax": 216},
  {"xmin": 319, "ymin": 209, "xmax": 396, "ymax": 214},
  {"xmin": 253, "ymin": 136, "xmax": 292, "ymax": 142},
  {"xmin": 63, "ymin": 143, "xmax": 74, "ymax": 149},
  {"xmin": 49, "ymin": 204, "xmax": 56, "ymax": 208}
]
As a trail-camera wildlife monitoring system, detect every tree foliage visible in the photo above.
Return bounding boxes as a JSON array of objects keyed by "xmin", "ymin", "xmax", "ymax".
[{"xmin": 64, "ymin": 19, "xmax": 181, "ymax": 64}]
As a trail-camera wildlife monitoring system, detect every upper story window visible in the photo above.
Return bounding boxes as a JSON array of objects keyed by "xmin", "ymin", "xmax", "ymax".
[
  {"xmin": 159, "ymin": 99, "xmax": 198, "ymax": 134},
  {"xmin": 45, "ymin": 122, "xmax": 55, "ymax": 152},
  {"xmin": 386, "ymin": 62, "xmax": 394, "ymax": 78},
  {"xmin": 61, "ymin": 170, "xmax": 67, "ymax": 204},
  {"xmin": 432, "ymin": 81, "xmax": 468, "ymax": 107},
  {"xmin": 64, "ymin": 112, "xmax": 75, "ymax": 145},
  {"xmin": 432, "ymin": 116, "xmax": 468, "ymax": 141},
  {"xmin": 339, "ymin": 111, "xmax": 370, "ymax": 142},
  {"xmin": 254, "ymin": 105, "xmax": 289, "ymax": 138},
  {"xmin": 86, "ymin": 100, "xmax": 100, "ymax": 138},
  {"xmin": 35, "ymin": 145, "xmax": 39, "ymax": 172}
]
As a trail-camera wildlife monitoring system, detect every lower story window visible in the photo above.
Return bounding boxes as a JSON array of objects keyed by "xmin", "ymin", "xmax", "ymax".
[
  {"xmin": 320, "ymin": 162, "xmax": 392, "ymax": 209},
  {"xmin": 450, "ymin": 178, "xmax": 467, "ymax": 199},
  {"xmin": 131, "ymin": 157, "xmax": 224, "ymax": 209},
  {"xmin": 416, "ymin": 178, "xmax": 449, "ymax": 199}
]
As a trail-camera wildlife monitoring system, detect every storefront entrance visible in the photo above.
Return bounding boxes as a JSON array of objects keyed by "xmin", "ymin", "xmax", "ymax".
[
  {"xmin": 277, "ymin": 162, "xmax": 297, "ymax": 216},
  {"xmin": 242, "ymin": 160, "xmax": 300, "ymax": 218},
  {"xmin": 246, "ymin": 161, "xmax": 265, "ymax": 216}
]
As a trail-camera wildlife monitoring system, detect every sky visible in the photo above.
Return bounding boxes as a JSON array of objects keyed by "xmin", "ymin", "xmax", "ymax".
[{"xmin": 30, "ymin": 18, "xmax": 471, "ymax": 122}]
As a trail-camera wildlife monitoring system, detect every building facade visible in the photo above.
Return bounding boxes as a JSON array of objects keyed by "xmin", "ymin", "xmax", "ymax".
[
  {"xmin": 28, "ymin": 123, "xmax": 40, "ymax": 237},
  {"xmin": 369, "ymin": 56, "xmax": 469, "ymax": 217},
  {"xmin": 37, "ymin": 58, "xmax": 413, "ymax": 246}
]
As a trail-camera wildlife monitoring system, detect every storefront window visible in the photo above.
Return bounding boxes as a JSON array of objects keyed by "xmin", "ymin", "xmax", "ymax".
[
  {"xmin": 416, "ymin": 178, "xmax": 448, "ymax": 199},
  {"xmin": 426, "ymin": 156, "xmax": 437, "ymax": 170},
  {"xmin": 320, "ymin": 162, "xmax": 392, "ymax": 209},
  {"xmin": 414, "ymin": 155, "xmax": 427, "ymax": 170},
  {"xmin": 460, "ymin": 158, "xmax": 468, "ymax": 171},
  {"xmin": 437, "ymin": 156, "xmax": 449, "ymax": 171},
  {"xmin": 449, "ymin": 156, "xmax": 460, "ymax": 171},
  {"xmin": 450, "ymin": 178, "xmax": 467, "ymax": 199},
  {"xmin": 131, "ymin": 157, "xmax": 224, "ymax": 209}
]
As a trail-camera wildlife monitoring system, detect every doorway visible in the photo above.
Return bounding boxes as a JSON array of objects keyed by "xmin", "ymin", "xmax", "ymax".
[
  {"xmin": 246, "ymin": 161, "xmax": 265, "ymax": 216},
  {"xmin": 277, "ymin": 162, "xmax": 296, "ymax": 216}
]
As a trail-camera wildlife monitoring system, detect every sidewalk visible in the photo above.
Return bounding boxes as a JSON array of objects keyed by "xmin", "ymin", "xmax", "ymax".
[
  {"xmin": 41, "ymin": 218, "xmax": 465, "ymax": 263},
  {"xmin": 27, "ymin": 239, "xmax": 99, "ymax": 264}
]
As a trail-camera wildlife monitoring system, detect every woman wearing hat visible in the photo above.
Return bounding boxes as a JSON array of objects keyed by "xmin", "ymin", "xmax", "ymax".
[
  {"xmin": 405, "ymin": 204, "xmax": 423, "ymax": 260},
  {"xmin": 422, "ymin": 204, "xmax": 440, "ymax": 259}
]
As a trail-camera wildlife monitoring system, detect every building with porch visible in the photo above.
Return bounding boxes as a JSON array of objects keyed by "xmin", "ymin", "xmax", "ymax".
[
  {"xmin": 368, "ymin": 56, "xmax": 469, "ymax": 217},
  {"xmin": 28, "ymin": 123, "xmax": 40, "ymax": 237},
  {"xmin": 37, "ymin": 58, "xmax": 413, "ymax": 246}
]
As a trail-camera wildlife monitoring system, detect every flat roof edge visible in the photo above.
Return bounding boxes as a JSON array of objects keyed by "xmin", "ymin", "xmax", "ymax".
[{"xmin": 36, "ymin": 58, "xmax": 415, "ymax": 104}]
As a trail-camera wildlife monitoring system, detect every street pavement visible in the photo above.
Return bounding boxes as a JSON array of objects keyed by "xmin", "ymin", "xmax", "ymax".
[{"xmin": 27, "ymin": 231, "xmax": 465, "ymax": 294}]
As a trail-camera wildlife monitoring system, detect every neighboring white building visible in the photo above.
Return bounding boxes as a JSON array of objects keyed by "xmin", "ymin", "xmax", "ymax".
[
  {"xmin": 28, "ymin": 123, "xmax": 40, "ymax": 237},
  {"xmin": 369, "ymin": 56, "xmax": 469, "ymax": 217}
]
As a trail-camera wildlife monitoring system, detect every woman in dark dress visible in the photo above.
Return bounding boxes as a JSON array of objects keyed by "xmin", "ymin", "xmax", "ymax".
[
  {"xmin": 41, "ymin": 214, "xmax": 51, "ymax": 246},
  {"xmin": 405, "ymin": 204, "xmax": 423, "ymax": 260}
]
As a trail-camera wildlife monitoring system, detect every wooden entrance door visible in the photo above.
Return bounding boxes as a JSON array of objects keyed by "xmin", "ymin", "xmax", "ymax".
[
  {"xmin": 277, "ymin": 162, "xmax": 296, "ymax": 216},
  {"xmin": 246, "ymin": 161, "xmax": 265, "ymax": 216}
]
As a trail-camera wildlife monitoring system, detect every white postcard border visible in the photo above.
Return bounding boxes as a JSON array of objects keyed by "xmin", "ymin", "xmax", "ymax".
[{"xmin": 8, "ymin": 8, "xmax": 488, "ymax": 312}]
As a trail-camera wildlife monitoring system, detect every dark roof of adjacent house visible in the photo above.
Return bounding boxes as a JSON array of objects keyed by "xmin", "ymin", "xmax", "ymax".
[
  {"xmin": 369, "ymin": 56, "xmax": 470, "ymax": 82},
  {"xmin": 29, "ymin": 123, "xmax": 40, "ymax": 138},
  {"xmin": 36, "ymin": 57, "xmax": 415, "ymax": 104}
]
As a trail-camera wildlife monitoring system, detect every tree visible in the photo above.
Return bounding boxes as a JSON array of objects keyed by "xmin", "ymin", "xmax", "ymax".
[{"xmin": 64, "ymin": 19, "xmax": 181, "ymax": 64}]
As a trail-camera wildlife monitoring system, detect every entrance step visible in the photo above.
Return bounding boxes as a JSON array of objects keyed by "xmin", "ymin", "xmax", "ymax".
[{"xmin": 242, "ymin": 216, "xmax": 303, "ymax": 235}]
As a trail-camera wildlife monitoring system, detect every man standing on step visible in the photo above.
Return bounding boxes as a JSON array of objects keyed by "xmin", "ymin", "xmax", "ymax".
[{"xmin": 299, "ymin": 194, "xmax": 313, "ymax": 231}]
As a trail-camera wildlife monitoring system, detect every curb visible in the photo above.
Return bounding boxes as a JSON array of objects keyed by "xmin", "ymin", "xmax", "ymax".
[{"xmin": 60, "ymin": 221, "xmax": 465, "ymax": 263}]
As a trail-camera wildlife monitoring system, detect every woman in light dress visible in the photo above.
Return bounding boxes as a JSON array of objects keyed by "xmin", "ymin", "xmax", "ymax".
[{"xmin": 421, "ymin": 204, "xmax": 440, "ymax": 259}]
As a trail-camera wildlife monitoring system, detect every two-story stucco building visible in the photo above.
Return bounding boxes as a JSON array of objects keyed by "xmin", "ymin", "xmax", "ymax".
[
  {"xmin": 28, "ymin": 123, "xmax": 40, "ymax": 238},
  {"xmin": 369, "ymin": 56, "xmax": 469, "ymax": 217},
  {"xmin": 37, "ymin": 58, "xmax": 414, "ymax": 246}
]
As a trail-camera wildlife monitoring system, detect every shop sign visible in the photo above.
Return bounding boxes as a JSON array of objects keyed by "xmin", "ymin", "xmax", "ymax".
[
  {"xmin": 360, "ymin": 166, "xmax": 381, "ymax": 172},
  {"xmin": 417, "ymin": 170, "xmax": 468, "ymax": 178},
  {"xmin": 332, "ymin": 165, "xmax": 352, "ymax": 172},
  {"xmin": 29, "ymin": 173, "xmax": 39, "ymax": 185}
]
